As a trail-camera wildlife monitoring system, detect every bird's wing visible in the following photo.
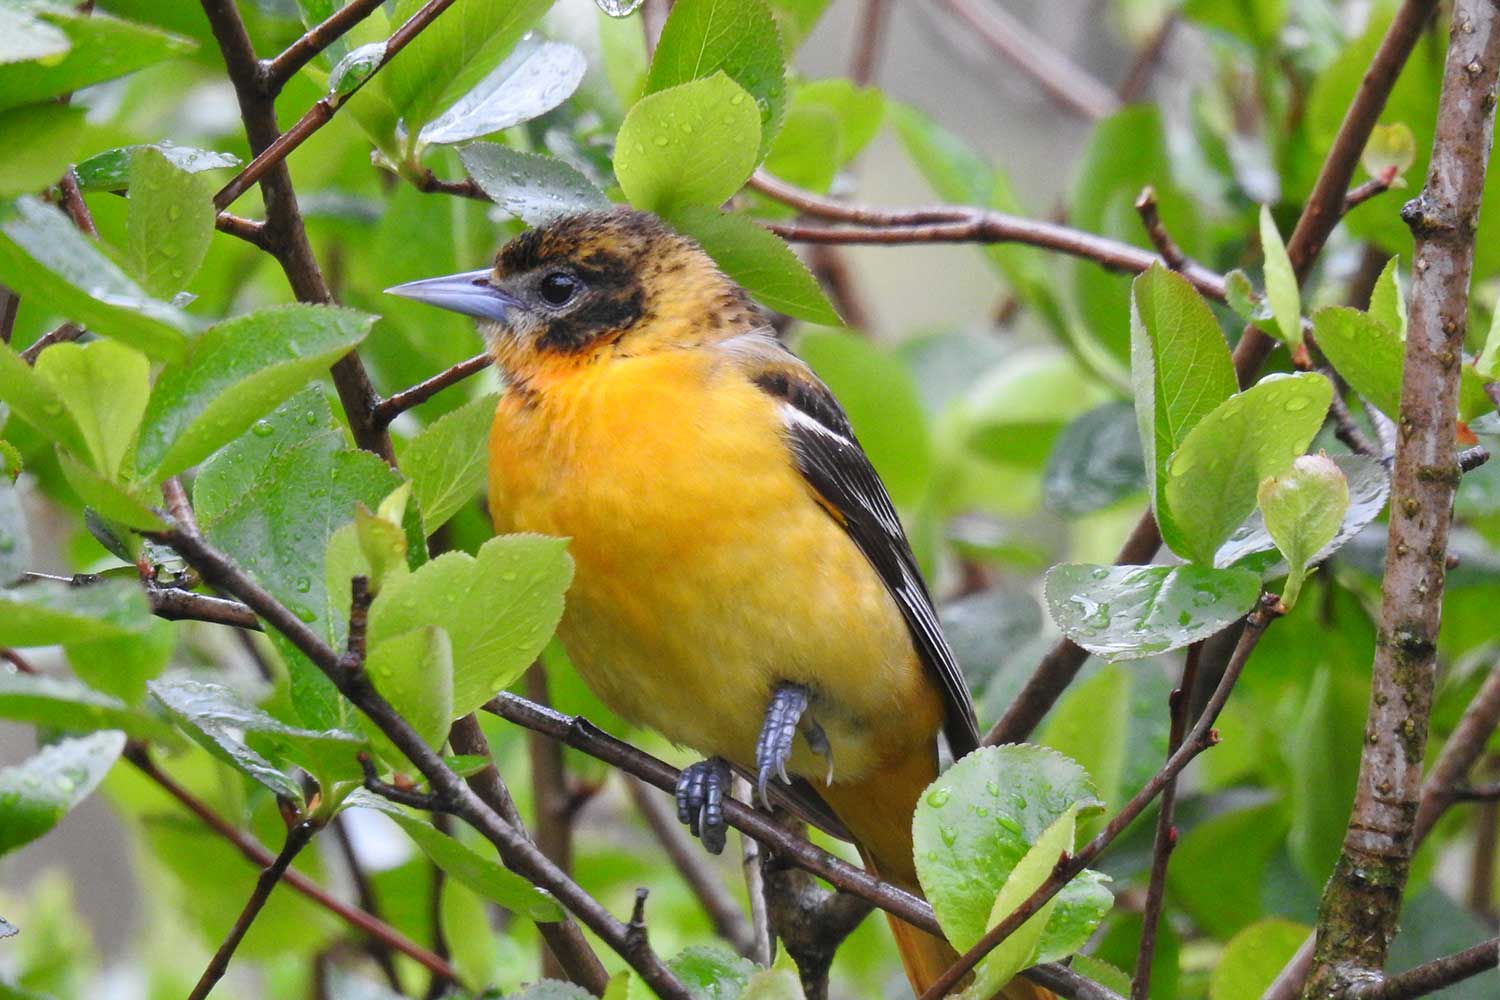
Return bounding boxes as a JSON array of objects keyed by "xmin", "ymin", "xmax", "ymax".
[{"xmin": 724, "ymin": 330, "xmax": 981, "ymax": 758}]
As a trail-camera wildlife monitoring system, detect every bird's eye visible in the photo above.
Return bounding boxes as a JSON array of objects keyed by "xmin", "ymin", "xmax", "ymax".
[{"xmin": 538, "ymin": 271, "xmax": 579, "ymax": 306}]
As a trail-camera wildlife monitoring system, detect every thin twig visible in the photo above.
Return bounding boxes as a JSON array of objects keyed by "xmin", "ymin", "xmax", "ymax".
[
  {"xmin": 124, "ymin": 746, "xmax": 457, "ymax": 982},
  {"xmin": 19, "ymin": 323, "xmax": 83, "ymax": 364},
  {"xmin": 1116, "ymin": 11, "xmax": 1180, "ymax": 103},
  {"xmin": 1134, "ymin": 186, "xmax": 1189, "ymax": 271},
  {"xmin": 625, "ymin": 776, "xmax": 759, "ymax": 959},
  {"xmin": 735, "ymin": 775, "xmax": 772, "ymax": 966},
  {"xmin": 1458, "ymin": 445, "xmax": 1490, "ymax": 472},
  {"xmin": 0, "ymin": 288, "xmax": 18, "ymax": 345},
  {"xmin": 1305, "ymin": 2, "xmax": 1500, "ymax": 992},
  {"xmin": 261, "ymin": 0, "xmax": 387, "ymax": 93},
  {"xmin": 411, "ymin": 167, "xmax": 489, "ymax": 201},
  {"xmin": 920, "ymin": 597, "xmax": 1282, "ymax": 1000},
  {"xmin": 849, "ymin": 0, "xmax": 891, "ymax": 86},
  {"xmin": 1131, "ymin": 642, "xmax": 1202, "ymax": 1000},
  {"xmin": 1416, "ymin": 659, "xmax": 1500, "ymax": 839},
  {"xmin": 329, "ymin": 814, "xmax": 403, "ymax": 991},
  {"xmin": 938, "ymin": 0, "xmax": 1119, "ymax": 120},
  {"xmin": 525, "ymin": 664, "xmax": 578, "ymax": 981},
  {"xmin": 215, "ymin": 212, "xmax": 272, "ymax": 250},
  {"xmin": 58, "ymin": 171, "xmax": 97, "ymax": 237},
  {"xmin": 213, "ymin": 0, "xmax": 459, "ymax": 212},
  {"xmin": 187, "ymin": 819, "xmax": 320, "ymax": 1000},
  {"xmin": 372, "ymin": 352, "xmax": 491, "ymax": 428},
  {"xmin": 1346, "ymin": 169, "xmax": 1398, "ymax": 212},
  {"xmin": 1349, "ymin": 937, "xmax": 1500, "ymax": 1000},
  {"xmin": 147, "ymin": 586, "xmax": 262, "ymax": 630},
  {"xmin": 985, "ymin": 0, "xmax": 1445, "ymax": 748}
]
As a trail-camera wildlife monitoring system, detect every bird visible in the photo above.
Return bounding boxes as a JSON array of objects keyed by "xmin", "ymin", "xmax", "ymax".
[{"xmin": 388, "ymin": 208, "xmax": 1045, "ymax": 999}]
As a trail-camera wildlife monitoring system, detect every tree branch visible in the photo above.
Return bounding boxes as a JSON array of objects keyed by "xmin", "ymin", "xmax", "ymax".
[
  {"xmin": 187, "ymin": 818, "xmax": 320, "ymax": 1000},
  {"xmin": 921, "ymin": 597, "xmax": 1281, "ymax": 1000},
  {"xmin": 123, "ymin": 745, "xmax": 457, "ymax": 983},
  {"xmin": 371, "ymin": 352, "xmax": 491, "ymax": 428},
  {"xmin": 849, "ymin": 0, "xmax": 892, "ymax": 86},
  {"xmin": 147, "ymin": 585, "xmax": 262, "ymax": 630},
  {"xmin": 1134, "ymin": 185, "xmax": 1189, "ymax": 271},
  {"xmin": 262, "ymin": 0, "xmax": 388, "ymax": 93},
  {"xmin": 1305, "ymin": 2, "xmax": 1500, "ymax": 993},
  {"xmin": 1350, "ymin": 937, "xmax": 1500, "ymax": 1000}
]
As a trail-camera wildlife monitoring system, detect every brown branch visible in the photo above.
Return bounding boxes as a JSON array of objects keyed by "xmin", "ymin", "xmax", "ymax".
[
  {"xmin": 1305, "ymin": 3, "xmax": 1500, "ymax": 993},
  {"xmin": 147, "ymin": 585, "xmax": 263, "ymax": 630},
  {"xmin": 329, "ymin": 814, "xmax": 402, "ymax": 991},
  {"xmin": 734, "ymin": 775, "xmax": 772, "ymax": 966},
  {"xmin": 1349, "ymin": 937, "xmax": 1500, "ymax": 1000},
  {"xmin": 215, "ymin": 212, "xmax": 272, "ymax": 250},
  {"xmin": 1131, "ymin": 642, "xmax": 1202, "ymax": 1000},
  {"xmin": 1416, "ymin": 658, "xmax": 1500, "ymax": 840},
  {"xmin": 985, "ymin": 0, "xmax": 1445, "ymax": 749},
  {"xmin": 1116, "ymin": 11, "xmax": 1180, "ymax": 103},
  {"xmin": 1346, "ymin": 170, "xmax": 1397, "ymax": 212},
  {"xmin": 372, "ymin": 352, "xmax": 491, "ymax": 428},
  {"xmin": 624, "ymin": 776, "xmax": 759, "ymax": 959},
  {"xmin": 411, "ymin": 167, "xmax": 489, "ymax": 201},
  {"xmin": 761, "ymin": 834, "xmax": 873, "ymax": 1000},
  {"xmin": 1458, "ymin": 444, "xmax": 1490, "ymax": 472},
  {"xmin": 445, "ymin": 713, "xmax": 609, "ymax": 994},
  {"xmin": 921, "ymin": 597, "xmax": 1281, "ymax": 1000},
  {"xmin": 19, "ymin": 323, "xmax": 83, "ymax": 364},
  {"xmin": 1134, "ymin": 186, "xmax": 1188, "ymax": 271},
  {"xmin": 213, "ymin": 0, "xmax": 459, "ymax": 212},
  {"xmin": 261, "ymin": 0, "xmax": 388, "ymax": 93},
  {"xmin": 938, "ymin": 0, "xmax": 1120, "ymax": 120},
  {"xmin": 58, "ymin": 171, "xmax": 97, "ymax": 237},
  {"xmin": 162, "ymin": 525, "xmax": 690, "ymax": 999},
  {"xmin": 187, "ymin": 818, "xmax": 320, "ymax": 1000},
  {"xmin": 124, "ymin": 745, "xmax": 458, "ymax": 983},
  {"xmin": 525, "ymin": 664, "xmax": 577, "ymax": 981},
  {"xmin": 0, "ymin": 288, "xmax": 18, "ymax": 345},
  {"xmin": 200, "ymin": 0, "xmax": 393, "ymax": 465},
  {"xmin": 849, "ymin": 0, "xmax": 892, "ymax": 86}
]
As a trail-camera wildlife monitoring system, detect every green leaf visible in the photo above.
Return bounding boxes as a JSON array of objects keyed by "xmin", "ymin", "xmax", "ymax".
[
  {"xmin": 795, "ymin": 329, "xmax": 931, "ymax": 506},
  {"xmin": 369, "ymin": 534, "xmax": 572, "ymax": 719},
  {"xmin": 418, "ymin": 39, "xmax": 586, "ymax": 146},
  {"xmin": 378, "ymin": 0, "xmax": 554, "ymax": 131},
  {"xmin": 1070, "ymin": 955, "xmax": 1133, "ymax": 998},
  {"xmin": 1258, "ymin": 454, "xmax": 1349, "ymax": 608},
  {"xmin": 0, "ymin": 104, "xmax": 84, "ymax": 199},
  {"xmin": 137, "ymin": 305, "xmax": 374, "ymax": 478},
  {"xmin": 645, "ymin": 0, "xmax": 785, "ymax": 160},
  {"xmin": 404, "ymin": 393, "xmax": 496, "ymax": 532},
  {"xmin": 1361, "ymin": 123, "xmax": 1416, "ymax": 186},
  {"xmin": 149, "ymin": 677, "xmax": 364, "ymax": 800},
  {"xmin": 616, "ymin": 74, "xmax": 762, "ymax": 215},
  {"xmin": 1223, "ymin": 269, "xmax": 1268, "ymax": 328},
  {"xmin": 1210, "ymin": 919, "xmax": 1311, "ymax": 1000},
  {"xmin": 0, "ymin": 476, "xmax": 30, "ymax": 585},
  {"xmin": 959, "ymin": 805, "xmax": 1079, "ymax": 1000},
  {"xmin": 126, "ymin": 145, "xmax": 216, "ymax": 298},
  {"xmin": 1130, "ymin": 264, "xmax": 1238, "ymax": 556},
  {"xmin": 790, "ymin": 79, "xmax": 883, "ymax": 167},
  {"xmin": 0, "ymin": 731, "xmax": 125, "ymax": 856},
  {"xmin": 0, "ymin": 341, "xmax": 90, "ymax": 460},
  {"xmin": 33, "ymin": 339, "xmax": 149, "ymax": 480},
  {"xmin": 1044, "ymin": 563, "xmax": 1262, "ymax": 660},
  {"xmin": 349, "ymin": 790, "xmax": 563, "ymax": 919},
  {"xmin": 195, "ymin": 390, "xmax": 399, "ymax": 729},
  {"xmin": 74, "ymin": 143, "xmax": 241, "ymax": 194},
  {"xmin": 1041, "ymin": 402, "xmax": 1146, "ymax": 516},
  {"xmin": 1040, "ymin": 664, "xmax": 1130, "ymax": 825},
  {"xmin": 0, "ymin": 576, "xmax": 150, "ymax": 646},
  {"xmin": 67, "ymin": 616, "xmax": 175, "ymax": 704},
  {"xmin": 1163, "ymin": 372, "xmax": 1333, "ymax": 565},
  {"xmin": 742, "ymin": 963, "xmax": 805, "ymax": 1000},
  {"xmin": 766, "ymin": 0, "xmax": 832, "ymax": 52},
  {"xmin": 457, "ymin": 143, "xmax": 612, "ymax": 226},
  {"xmin": 671, "ymin": 208, "xmax": 839, "ymax": 325},
  {"xmin": 914, "ymin": 744, "xmax": 1107, "ymax": 953},
  {"xmin": 0, "ymin": 6, "xmax": 195, "ymax": 112},
  {"xmin": 362, "ymin": 626, "xmax": 454, "ymax": 769},
  {"xmin": 1259, "ymin": 205, "xmax": 1301, "ymax": 347},
  {"xmin": 1167, "ymin": 802, "xmax": 1287, "ymax": 939},
  {"xmin": 0, "ymin": 196, "xmax": 192, "ymax": 361},
  {"xmin": 0, "ymin": 673, "xmax": 174, "ymax": 742},
  {"xmin": 1313, "ymin": 306, "xmax": 1402, "ymax": 419},
  {"xmin": 0, "ymin": 4, "xmax": 70, "ymax": 65},
  {"xmin": 1217, "ymin": 454, "xmax": 1389, "ymax": 570},
  {"xmin": 761, "ymin": 103, "xmax": 838, "ymax": 192},
  {"xmin": 668, "ymin": 945, "xmax": 756, "ymax": 999},
  {"xmin": 56, "ymin": 450, "xmax": 166, "ymax": 531},
  {"xmin": 1368, "ymin": 256, "xmax": 1406, "ymax": 340}
]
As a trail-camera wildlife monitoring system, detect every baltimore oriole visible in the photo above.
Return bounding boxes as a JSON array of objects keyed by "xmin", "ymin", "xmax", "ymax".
[{"xmin": 390, "ymin": 209, "xmax": 1046, "ymax": 999}]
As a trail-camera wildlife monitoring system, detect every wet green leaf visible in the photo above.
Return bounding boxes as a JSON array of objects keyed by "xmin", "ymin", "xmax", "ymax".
[
  {"xmin": 1368, "ymin": 256, "xmax": 1406, "ymax": 340},
  {"xmin": 616, "ymin": 74, "xmax": 761, "ymax": 215},
  {"xmin": 1216, "ymin": 454, "xmax": 1389, "ymax": 571},
  {"xmin": 1042, "ymin": 402, "xmax": 1146, "ymax": 516},
  {"xmin": 73, "ymin": 143, "xmax": 240, "ymax": 195},
  {"xmin": 672, "ymin": 208, "xmax": 839, "ymax": 325},
  {"xmin": 646, "ymin": 0, "xmax": 785, "ymax": 159},
  {"xmin": 404, "ymin": 392, "xmax": 496, "ymax": 532},
  {"xmin": 1210, "ymin": 919, "xmax": 1310, "ymax": 1000},
  {"xmin": 0, "ymin": 731, "xmax": 125, "ymax": 856},
  {"xmin": 33, "ymin": 339, "xmax": 149, "ymax": 480},
  {"xmin": 137, "ymin": 305, "xmax": 374, "ymax": 478},
  {"xmin": 1361, "ymin": 123, "xmax": 1416, "ymax": 186},
  {"xmin": 0, "ymin": 196, "xmax": 192, "ymax": 360},
  {"xmin": 1163, "ymin": 372, "xmax": 1332, "ymax": 565},
  {"xmin": 0, "ymin": 104, "xmax": 84, "ymax": 199},
  {"xmin": 362, "ymin": 626, "xmax": 453, "ymax": 770},
  {"xmin": 0, "ymin": 576, "xmax": 150, "ymax": 646},
  {"xmin": 126, "ymin": 146, "xmax": 216, "ymax": 298},
  {"xmin": 1258, "ymin": 454, "xmax": 1349, "ymax": 607},
  {"xmin": 0, "ymin": 6, "xmax": 195, "ymax": 112},
  {"xmin": 458, "ymin": 143, "xmax": 612, "ymax": 226},
  {"xmin": 67, "ymin": 616, "xmax": 175, "ymax": 704},
  {"xmin": 419, "ymin": 39, "xmax": 586, "ymax": 146},
  {"xmin": 0, "ymin": 673, "xmax": 173, "ymax": 742},
  {"xmin": 1044, "ymin": 563, "xmax": 1261, "ymax": 660},
  {"xmin": 1258, "ymin": 205, "xmax": 1300, "ymax": 346}
]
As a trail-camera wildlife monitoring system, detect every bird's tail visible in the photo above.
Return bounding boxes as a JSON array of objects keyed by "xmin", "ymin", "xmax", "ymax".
[{"xmin": 823, "ymin": 753, "xmax": 1056, "ymax": 1000}]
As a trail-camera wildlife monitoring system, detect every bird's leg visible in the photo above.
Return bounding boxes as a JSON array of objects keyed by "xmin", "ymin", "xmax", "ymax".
[
  {"xmin": 755, "ymin": 682, "xmax": 836, "ymax": 803},
  {"xmin": 675, "ymin": 757, "xmax": 731, "ymax": 855}
]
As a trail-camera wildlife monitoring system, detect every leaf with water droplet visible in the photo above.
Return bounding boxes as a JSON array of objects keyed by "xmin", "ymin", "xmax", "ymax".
[
  {"xmin": 615, "ymin": 73, "xmax": 760, "ymax": 215},
  {"xmin": 125, "ymin": 145, "xmax": 216, "ymax": 299},
  {"xmin": 1257, "ymin": 454, "xmax": 1350, "ymax": 609},
  {"xmin": 0, "ymin": 731, "xmax": 125, "ymax": 856},
  {"xmin": 419, "ymin": 39, "xmax": 586, "ymax": 146},
  {"xmin": 1044, "ymin": 562, "xmax": 1261, "ymax": 660}
]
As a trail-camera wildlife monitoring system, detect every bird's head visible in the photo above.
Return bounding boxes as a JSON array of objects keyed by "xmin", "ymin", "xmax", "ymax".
[{"xmin": 387, "ymin": 209, "xmax": 762, "ymax": 380}]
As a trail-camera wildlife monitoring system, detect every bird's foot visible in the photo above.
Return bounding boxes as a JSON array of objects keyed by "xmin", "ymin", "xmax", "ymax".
[
  {"xmin": 675, "ymin": 757, "xmax": 731, "ymax": 855},
  {"xmin": 755, "ymin": 682, "xmax": 835, "ymax": 804}
]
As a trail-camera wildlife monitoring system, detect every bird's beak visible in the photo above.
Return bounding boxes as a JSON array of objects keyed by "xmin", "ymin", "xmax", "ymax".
[{"xmin": 384, "ymin": 268, "xmax": 519, "ymax": 323}]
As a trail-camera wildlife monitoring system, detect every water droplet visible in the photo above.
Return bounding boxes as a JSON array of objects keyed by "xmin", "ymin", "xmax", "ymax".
[
  {"xmin": 939, "ymin": 825, "xmax": 957, "ymax": 847},
  {"xmin": 1091, "ymin": 567, "xmax": 1109, "ymax": 580},
  {"xmin": 998, "ymin": 816, "xmax": 1022, "ymax": 835},
  {"xmin": 679, "ymin": 122, "xmax": 694, "ymax": 135},
  {"xmin": 294, "ymin": 576, "xmax": 312, "ymax": 593},
  {"xmin": 975, "ymin": 806, "xmax": 989, "ymax": 817},
  {"xmin": 252, "ymin": 420, "xmax": 274, "ymax": 437},
  {"xmin": 652, "ymin": 135, "xmax": 669, "ymax": 147},
  {"xmin": 985, "ymin": 781, "xmax": 1001, "ymax": 797},
  {"xmin": 729, "ymin": 92, "xmax": 746, "ymax": 105},
  {"xmin": 925, "ymin": 787, "xmax": 950, "ymax": 808},
  {"xmin": 1011, "ymin": 793, "xmax": 1028, "ymax": 810},
  {"xmin": 168, "ymin": 205, "xmax": 182, "ymax": 221},
  {"xmin": 55, "ymin": 774, "xmax": 75, "ymax": 793}
]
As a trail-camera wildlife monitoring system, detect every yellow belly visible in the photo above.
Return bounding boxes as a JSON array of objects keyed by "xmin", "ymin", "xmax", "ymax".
[{"xmin": 487, "ymin": 351, "xmax": 942, "ymax": 783}]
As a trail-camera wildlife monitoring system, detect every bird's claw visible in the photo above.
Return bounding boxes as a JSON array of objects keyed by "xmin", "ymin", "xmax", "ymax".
[
  {"xmin": 755, "ymin": 682, "xmax": 835, "ymax": 803},
  {"xmin": 675, "ymin": 757, "xmax": 730, "ymax": 855}
]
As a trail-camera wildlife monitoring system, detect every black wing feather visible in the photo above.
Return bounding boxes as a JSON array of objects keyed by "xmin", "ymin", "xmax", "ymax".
[{"xmin": 752, "ymin": 369, "xmax": 981, "ymax": 757}]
